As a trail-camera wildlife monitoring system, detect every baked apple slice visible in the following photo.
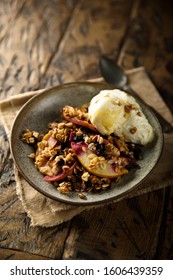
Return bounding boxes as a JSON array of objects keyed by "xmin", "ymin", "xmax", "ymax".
[
  {"xmin": 71, "ymin": 141, "xmax": 128, "ymax": 178},
  {"xmin": 44, "ymin": 162, "xmax": 76, "ymax": 182},
  {"xmin": 62, "ymin": 105, "xmax": 97, "ymax": 132}
]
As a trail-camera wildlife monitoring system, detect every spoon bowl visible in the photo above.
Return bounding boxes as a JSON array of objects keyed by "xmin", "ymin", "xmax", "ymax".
[
  {"xmin": 99, "ymin": 55, "xmax": 127, "ymax": 87},
  {"xmin": 99, "ymin": 55, "xmax": 173, "ymax": 133}
]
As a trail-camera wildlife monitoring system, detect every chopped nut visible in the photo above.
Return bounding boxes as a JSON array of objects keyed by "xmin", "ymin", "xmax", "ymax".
[
  {"xmin": 65, "ymin": 122, "xmax": 73, "ymax": 127},
  {"xmin": 88, "ymin": 143, "xmax": 96, "ymax": 150},
  {"xmin": 101, "ymin": 184, "xmax": 110, "ymax": 190},
  {"xmin": 78, "ymin": 193, "xmax": 87, "ymax": 199},
  {"xmin": 32, "ymin": 131, "xmax": 39, "ymax": 138},
  {"xmin": 130, "ymin": 127, "xmax": 137, "ymax": 134},
  {"xmin": 81, "ymin": 172, "xmax": 90, "ymax": 181},
  {"xmin": 137, "ymin": 111, "xmax": 142, "ymax": 116},
  {"xmin": 99, "ymin": 137, "xmax": 104, "ymax": 144},
  {"xmin": 95, "ymin": 185, "xmax": 102, "ymax": 191},
  {"xmin": 111, "ymin": 100, "xmax": 122, "ymax": 106},
  {"xmin": 65, "ymin": 153, "xmax": 75, "ymax": 164},
  {"xmin": 84, "ymin": 136, "xmax": 90, "ymax": 144},
  {"xmin": 124, "ymin": 104, "xmax": 132, "ymax": 113},
  {"xmin": 28, "ymin": 137, "xmax": 35, "ymax": 143},
  {"xmin": 28, "ymin": 153, "xmax": 35, "ymax": 159},
  {"xmin": 58, "ymin": 123, "xmax": 65, "ymax": 129},
  {"xmin": 58, "ymin": 182, "xmax": 71, "ymax": 194},
  {"xmin": 76, "ymin": 130, "xmax": 83, "ymax": 136}
]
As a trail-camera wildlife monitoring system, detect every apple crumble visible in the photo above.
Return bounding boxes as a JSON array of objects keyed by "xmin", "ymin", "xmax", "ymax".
[{"xmin": 21, "ymin": 104, "xmax": 142, "ymax": 199}]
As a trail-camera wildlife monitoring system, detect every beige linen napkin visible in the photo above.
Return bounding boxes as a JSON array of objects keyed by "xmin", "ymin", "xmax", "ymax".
[{"xmin": 0, "ymin": 67, "xmax": 173, "ymax": 227}]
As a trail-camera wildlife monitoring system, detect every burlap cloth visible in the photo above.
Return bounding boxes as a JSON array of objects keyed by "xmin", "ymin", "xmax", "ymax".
[{"xmin": 0, "ymin": 67, "xmax": 173, "ymax": 227}]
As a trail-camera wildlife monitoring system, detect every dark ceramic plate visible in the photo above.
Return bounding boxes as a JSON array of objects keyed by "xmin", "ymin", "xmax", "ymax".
[{"xmin": 10, "ymin": 82, "xmax": 163, "ymax": 205}]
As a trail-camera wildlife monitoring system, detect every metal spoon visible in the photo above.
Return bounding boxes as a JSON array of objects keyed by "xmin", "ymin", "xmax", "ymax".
[{"xmin": 99, "ymin": 55, "xmax": 173, "ymax": 133}]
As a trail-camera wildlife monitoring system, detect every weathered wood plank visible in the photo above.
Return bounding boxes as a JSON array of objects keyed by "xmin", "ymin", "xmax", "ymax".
[
  {"xmin": 0, "ymin": 0, "xmax": 78, "ymax": 99},
  {"xmin": 0, "ymin": 186, "xmax": 72, "ymax": 260},
  {"xmin": 118, "ymin": 0, "xmax": 173, "ymax": 112},
  {"xmin": 0, "ymin": 0, "xmax": 172, "ymax": 260},
  {"xmin": 62, "ymin": 190, "xmax": 166, "ymax": 260},
  {"xmin": 0, "ymin": 248, "xmax": 52, "ymax": 260},
  {"xmin": 155, "ymin": 187, "xmax": 173, "ymax": 259},
  {"xmin": 42, "ymin": 0, "xmax": 133, "ymax": 85}
]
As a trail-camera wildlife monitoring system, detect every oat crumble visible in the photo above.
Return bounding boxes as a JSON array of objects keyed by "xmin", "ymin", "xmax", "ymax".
[{"xmin": 21, "ymin": 103, "xmax": 142, "ymax": 199}]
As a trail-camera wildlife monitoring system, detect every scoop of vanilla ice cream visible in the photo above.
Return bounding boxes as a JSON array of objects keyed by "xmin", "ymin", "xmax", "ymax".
[
  {"xmin": 88, "ymin": 89, "xmax": 154, "ymax": 145},
  {"xmin": 88, "ymin": 89, "xmax": 126, "ymax": 135}
]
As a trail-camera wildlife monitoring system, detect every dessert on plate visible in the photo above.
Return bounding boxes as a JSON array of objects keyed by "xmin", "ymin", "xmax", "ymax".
[{"xmin": 21, "ymin": 89, "xmax": 154, "ymax": 199}]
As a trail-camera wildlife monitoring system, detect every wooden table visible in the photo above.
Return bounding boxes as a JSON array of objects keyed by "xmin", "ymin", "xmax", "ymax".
[{"xmin": 0, "ymin": 0, "xmax": 173, "ymax": 260}]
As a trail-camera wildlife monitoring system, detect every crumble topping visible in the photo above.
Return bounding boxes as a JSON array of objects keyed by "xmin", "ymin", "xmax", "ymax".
[{"xmin": 21, "ymin": 103, "xmax": 142, "ymax": 199}]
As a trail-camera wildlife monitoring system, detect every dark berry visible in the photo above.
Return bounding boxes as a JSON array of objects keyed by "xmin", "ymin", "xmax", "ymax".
[
  {"xmin": 95, "ymin": 142, "xmax": 105, "ymax": 156},
  {"xmin": 57, "ymin": 158, "xmax": 65, "ymax": 166},
  {"xmin": 73, "ymin": 134, "xmax": 84, "ymax": 142}
]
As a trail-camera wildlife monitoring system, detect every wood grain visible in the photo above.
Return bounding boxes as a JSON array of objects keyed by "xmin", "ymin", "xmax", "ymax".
[
  {"xmin": 0, "ymin": 0, "xmax": 78, "ymax": 99},
  {"xmin": 0, "ymin": 248, "xmax": 52, "ymax": 260},
  {"xmin": 0, "ymin": 0, "xmax": 173, "ymax": 260},
  {"xmin": 118, "ymin": 0, "xmax": 173, "ymax": 112},
  {"xmin": 42, "ymin": 0, "xmax": 133, "ymax": 84},
  {"xmin": 62, "ymin": 190, "xmax": 166, "ymax": 260}
]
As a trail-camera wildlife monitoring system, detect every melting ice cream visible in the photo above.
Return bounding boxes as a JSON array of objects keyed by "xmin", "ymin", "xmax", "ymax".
[{"xmin": 88, "ymin": 89, "xmax": 154, "ymax": 145}]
